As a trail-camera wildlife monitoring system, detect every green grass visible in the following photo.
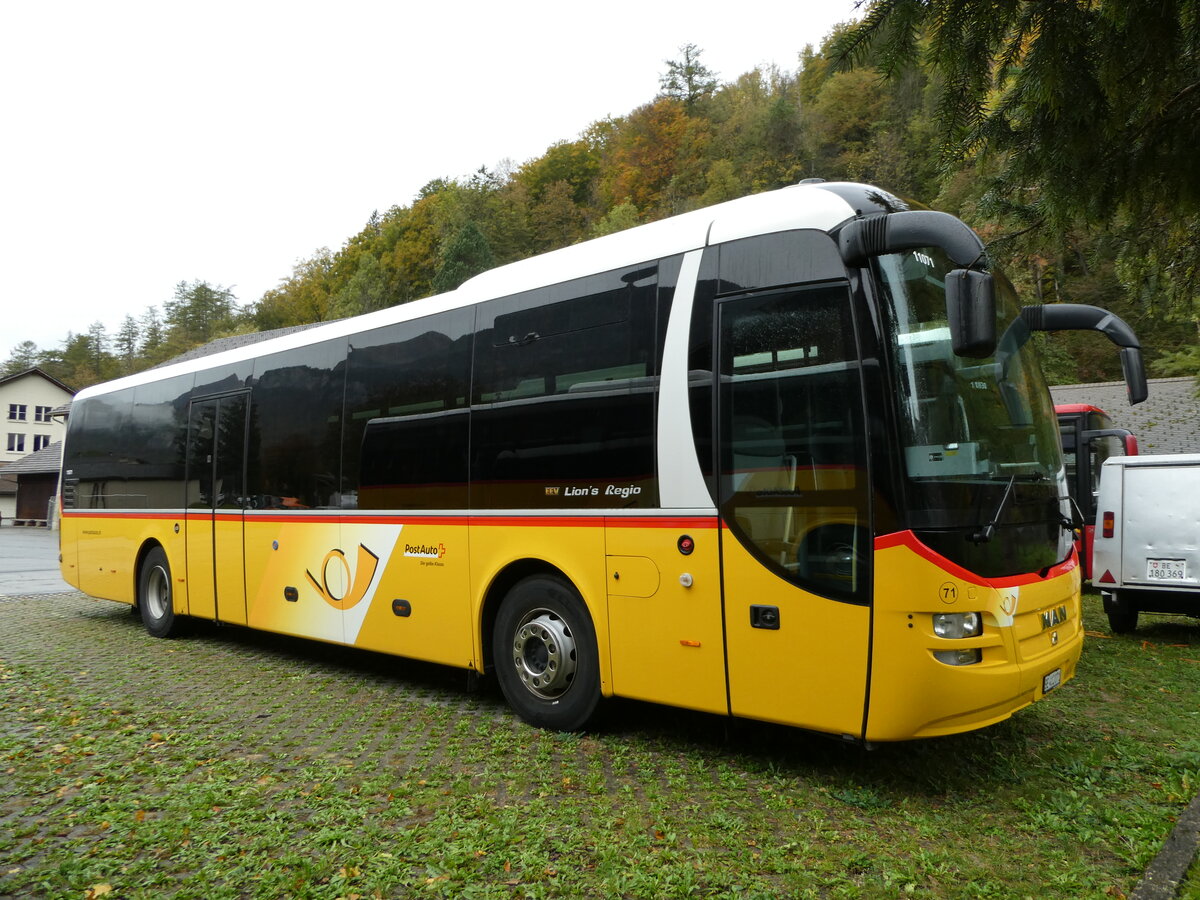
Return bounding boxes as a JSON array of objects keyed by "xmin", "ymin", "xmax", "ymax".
[{"xmin": 1, "ymin": 591, "xmax": 1197, "ymax": 898}]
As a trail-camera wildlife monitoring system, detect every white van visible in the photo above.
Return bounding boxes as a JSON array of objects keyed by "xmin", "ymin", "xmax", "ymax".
[{"xmin": 1092, "ymin": 454, "xmax": 1200, "ymax": 632}]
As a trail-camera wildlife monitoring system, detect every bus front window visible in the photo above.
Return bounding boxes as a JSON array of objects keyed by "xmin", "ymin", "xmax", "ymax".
[{"xmin": 877, "ymin": 250, "xmax": 1072, "ymax": 577}]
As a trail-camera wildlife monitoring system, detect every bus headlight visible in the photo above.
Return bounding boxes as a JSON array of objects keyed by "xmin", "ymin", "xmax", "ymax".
[{"xmin": 933, "ymin": 612, "xmax": 982, "ymax": 639}]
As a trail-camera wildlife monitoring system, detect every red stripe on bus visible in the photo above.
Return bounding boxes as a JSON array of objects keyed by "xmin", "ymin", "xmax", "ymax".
[
  {"xmin": 62, "ymin": 510, "xmax": 716, "ymax": 530},
  {"xmin": 875, "ymin": 529, "xmax": 1077, "ymax": 587}
]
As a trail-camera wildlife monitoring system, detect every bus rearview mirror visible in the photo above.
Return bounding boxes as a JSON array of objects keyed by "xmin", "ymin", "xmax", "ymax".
[
  {"xmin": 1120, "ymin": 347, "xmax": 1148, "ymax": 405},
  {"xmin": 945, "ymin": 269, "xmax": 996, "ymax": 358}
]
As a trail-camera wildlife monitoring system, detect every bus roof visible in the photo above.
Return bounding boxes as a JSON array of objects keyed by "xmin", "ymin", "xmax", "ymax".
[{"xmin": 73, "ymin": 181, "xmax": 875, "ymax": 403}]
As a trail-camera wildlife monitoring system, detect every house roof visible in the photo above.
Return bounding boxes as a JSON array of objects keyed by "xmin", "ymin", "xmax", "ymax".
[
  {"xmin": 1050, "ymin": 377, "xmax": 1200, "ymax": 455},
  {"xmin": 0, "ymin": 366, "xmax": 75, "ymax": 395},
  {"xmin": 1, "ymin": 442, "xmax": 62, "ymax": 476}
]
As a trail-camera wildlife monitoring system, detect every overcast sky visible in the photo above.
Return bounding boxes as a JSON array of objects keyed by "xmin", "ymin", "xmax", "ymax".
[{"xmin": 1, "ymin": 0, "xmax": 862, "ymax": 354}]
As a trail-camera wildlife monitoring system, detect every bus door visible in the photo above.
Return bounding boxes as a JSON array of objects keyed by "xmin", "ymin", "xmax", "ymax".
[
  {"xmin": 715, "ymin": 287, "xmax": 873, "ymax": 737},
  {"xmin": 185, "ymin": 393, "xmax": 249, "ymax": 625}
]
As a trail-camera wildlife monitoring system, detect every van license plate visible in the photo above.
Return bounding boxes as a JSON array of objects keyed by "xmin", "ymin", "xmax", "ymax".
[
  {"xmin": 1147, "ymin": 559, "xmax": 1187, "ymax": 581},
  {"xmin": 1042, "ymin": 669, "xmax": 1062, "ymax": 694}
]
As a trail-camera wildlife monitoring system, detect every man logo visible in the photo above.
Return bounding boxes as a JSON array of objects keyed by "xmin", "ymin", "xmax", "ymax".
[
  {"xmin": 305, "ymin": 543, "xmax": 380, "ymax": 610},
  {"xmin": 1040, "ymin": 605, "xmax": 1069, "ymax": 631}
]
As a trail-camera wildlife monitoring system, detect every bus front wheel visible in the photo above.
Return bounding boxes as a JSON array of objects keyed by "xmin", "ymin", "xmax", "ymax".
[
  {"xmin": 493, "ymin": 575, "xmax": 600, "ymax": 731},
  {"xmin": 139, "ymin": 547, "xmax": 186, "ymax": 639}
]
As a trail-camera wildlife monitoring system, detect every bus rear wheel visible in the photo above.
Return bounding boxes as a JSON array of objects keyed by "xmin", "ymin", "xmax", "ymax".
[
  {"xmin": 493, "ymin": 574, "xmax": 600, "ymax": 731},
  {"xmin": 139, "ymin": 547, "xmax": 186, "ymax": 638}
]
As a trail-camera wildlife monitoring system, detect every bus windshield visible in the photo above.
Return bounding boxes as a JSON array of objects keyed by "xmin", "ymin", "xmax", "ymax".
[{"xmin": 876, "ymin": 249, "xmax": 1072, "ymax": 577}]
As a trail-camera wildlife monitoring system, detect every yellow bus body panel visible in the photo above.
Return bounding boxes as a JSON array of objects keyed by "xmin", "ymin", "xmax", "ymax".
[
  {"xmin": 61, "ymin": 513, "xmax": 187, "ymax": 611},
  {"xmin": 721, "ymin": 529, "xmax": 870, "ymax": 736},
  {"xmin": 605, "ymin": 518, "xmax": 727, "ymax": 714},
  {"xmin": 866, "ymin": 532, "xmax": 1083, "ymax": 741},
  {"xmin": 467, "ymin": 517, "xmax": 611, "ymax": 693},
  {"xmin": 213, "ymin": 515, "xmax": 247, "ymax": 625},
  {"xmin": 353, "ymin": 520, "xmax": 472, "ymax": 667}
]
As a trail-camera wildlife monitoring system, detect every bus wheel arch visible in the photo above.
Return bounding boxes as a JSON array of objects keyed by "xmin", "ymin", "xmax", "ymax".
[
  {"xmin": 483, "ymin": 562, "xmax": 602, "ymax": 731},
  {"xmin": 137, "ymin": 543, "xmax": 187, "ymax": 638}
]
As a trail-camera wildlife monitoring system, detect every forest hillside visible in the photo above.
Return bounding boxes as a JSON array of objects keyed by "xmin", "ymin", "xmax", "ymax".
[{"xmin": 6, "ymin": 9, "xmax": 1198, "ymax": 391}]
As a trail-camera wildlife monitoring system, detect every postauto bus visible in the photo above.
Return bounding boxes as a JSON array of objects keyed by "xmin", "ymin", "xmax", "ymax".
[{"xmin": 58, "ymin": 181, "xmax": 1147, "ymax": 741}]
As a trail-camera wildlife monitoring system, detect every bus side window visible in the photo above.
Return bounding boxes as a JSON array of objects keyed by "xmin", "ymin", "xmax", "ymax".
[
  {"xmin": 65, "ymin": 390, "xmax": 135, "ymax": 510},
  {"xmin": 249, "ymin": 338, "xmax": 348, "ymax": 510},
  {"xmin": 342, "ymin": 308, "xmax": 473, "ymax": 511},
  {"xmin": 471, "ymin": 266, "xmax": 659, "ymax": 509}
]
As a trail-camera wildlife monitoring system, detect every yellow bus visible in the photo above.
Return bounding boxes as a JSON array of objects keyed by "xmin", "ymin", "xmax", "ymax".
[{"xmin": 59, "ymin": 181, "xmax": 1146, "ymax": 741}]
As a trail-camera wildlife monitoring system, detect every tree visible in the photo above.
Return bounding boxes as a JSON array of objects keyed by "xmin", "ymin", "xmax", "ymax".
[
  {"xmin": 140, "ymin": 306, "xmax": 165, "ymax": 361},
  {"xmin": 432, "ymin": 222, "xmax": 495, "ymax": 293},
  {"xmin": 660, "ymin": 43, "xmax": 718, "ymax": 112},
  {"xmin": 591, "ymin": 201, "xmax": 640, "ymax": 237},
  {"xmin": 253, "ymin": 252, "xmax": 335, "ymax": 330},
  {"xmin": 833, "ymin": 0, "xmax": 1200, "ymax": 323},
  {"xmin": 164, "ymin": 280, "xmax": 238, "ymax": 347},
  {"xmin": 114, "ymin": 315, "xmax": 140, "ymax": 373},
  {"xmin": 86, "ymin": 322, "xmax": 111, "ymax": 378},
  {"xmin": 2, "ymin": 340, "xmax": 39, "ymax": 376},
  {"xmin": 604, "ymin": 98, "xmax": 689, "ymax": 214}
]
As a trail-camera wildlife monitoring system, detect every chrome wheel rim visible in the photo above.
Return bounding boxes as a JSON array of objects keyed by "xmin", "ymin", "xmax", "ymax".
[
  {"xmin": 145, "ymin": 564, "xmax": 171, "ymax": 621},
  {"xmin": 511, "ymin": 607, "xmax": 577, "ymax": 699}
]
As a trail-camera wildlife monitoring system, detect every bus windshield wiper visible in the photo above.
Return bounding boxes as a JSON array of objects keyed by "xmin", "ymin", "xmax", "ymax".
[{"xmin": 970, "ymin": 474, "xmax": 1015, "ymax": 543}]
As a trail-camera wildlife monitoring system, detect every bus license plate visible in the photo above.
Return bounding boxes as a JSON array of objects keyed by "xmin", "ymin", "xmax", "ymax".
[
  {"xmin": 1146, "ymin": 559, "xmax": 1187, "ymax": 581},
  {"xmin": 1042, "ymin": 668, "xmax": 1062, "ymax": 694}
]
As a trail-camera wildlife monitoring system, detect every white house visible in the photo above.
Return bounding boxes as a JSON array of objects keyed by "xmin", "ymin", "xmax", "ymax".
[{"xmin": 0, "ymin": 368, "xmax": 75, "ymax": 521}]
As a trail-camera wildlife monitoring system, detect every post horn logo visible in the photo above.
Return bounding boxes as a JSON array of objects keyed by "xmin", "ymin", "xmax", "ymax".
[{"xmin": 305, "ymin": 543, "xmax": 380, "ymax": 610}]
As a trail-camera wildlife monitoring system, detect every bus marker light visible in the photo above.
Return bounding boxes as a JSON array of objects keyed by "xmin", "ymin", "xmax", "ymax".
[
  {"xmin": 284, "ymin": 586, "xmax": 299, "ymax": 602},
  {"xmin": 679, "ymin": 639, "xmax": 701, "ymax": 647},
  {"xmin": 677, "ymin": 535, "xmax": 694, "ymax": 555},
  {"xmin": 934, "ymin": 648, "xmax": 982, "ymax": 666},
  {"xmin": 392, "ymin": 599, "xmax": 412, "ymax": 617}
]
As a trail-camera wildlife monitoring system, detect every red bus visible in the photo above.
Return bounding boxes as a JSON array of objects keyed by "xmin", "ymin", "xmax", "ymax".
[{"xmin": 1055, "ymin": 404, "xmax": 1138, "ymax": 579}]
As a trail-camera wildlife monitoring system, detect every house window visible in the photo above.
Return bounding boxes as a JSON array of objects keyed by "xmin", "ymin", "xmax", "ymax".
[
  {"xmin": 35, "ymin": 405, "xmax": 51, "ymax": 423},
  {"xmin": 33, "ymin": 434, "xmax": 51, "ymax": 451},
  {"xmin": 8, "ymin": 404, "xmax": 26, "ymax": 421},
  {"xmin": 7, "ymin": 433, "xmax": 25, "ymax": 452}
]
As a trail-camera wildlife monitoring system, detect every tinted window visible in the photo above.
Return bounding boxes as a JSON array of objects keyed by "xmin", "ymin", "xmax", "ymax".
[
  {"xmin": 125, "ymin": 374, "xmax": 193, "ymax": 509},
  {"xmin": 187, "ymin": 394, "xmax": 248, "ymax": 510},
  {"xmin": 344, "ymin": 309, "xmax": 473, "ymax": 510},
  {"xmin": 63, "ymin": 389, "xmax": 134, "ymax": 509},
  {"xmin": 472, "ymin": 266, "xmax": 658, "ymax": 509},
  {"xmin": 719, "ymin": 286, "xmax": 870, "ymax": 603},
  {"xmin": 249, "ymin": 339, "xmax": 347, "ymax": 509}
]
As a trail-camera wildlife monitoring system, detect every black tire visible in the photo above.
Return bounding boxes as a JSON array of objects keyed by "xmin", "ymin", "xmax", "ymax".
[
  {"xmin": 138, "ymin": 546, "xmax": 186, "ymax": 638},
  {"xmin": 1103, "ymin": 590, "xmax": 1139, "ymax": 634},
  {"xmin": 1107, "ymin": 605, "xmax": 1139, "ymax": 634},
  {"xmin": 492, "ymin": 574, "xmax": 601, "ymax": 731}
]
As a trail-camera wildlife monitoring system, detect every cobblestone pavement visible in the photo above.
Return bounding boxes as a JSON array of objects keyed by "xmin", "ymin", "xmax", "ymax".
[{"xmin": 2, "ymin": 590, "xmax": 1197, "ymax": 898}]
